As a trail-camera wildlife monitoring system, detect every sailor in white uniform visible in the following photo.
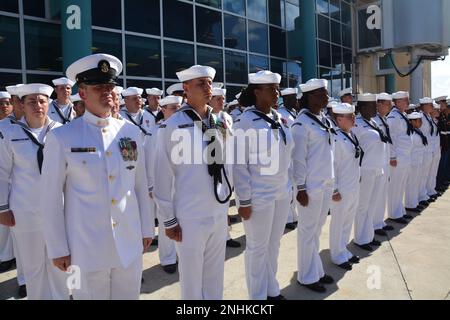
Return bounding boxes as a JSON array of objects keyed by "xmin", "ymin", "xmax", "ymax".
[
  {"xmin": 166, "ymin": 83, "xmax": 185, "ymax": 98},
  {"xmin": 233, "ymin": 71, "xmax": 293, "ymax": 300},
  {"xmin": 278, "ymin": 88, "xmax": 300, "ymax": 230},
  {"xmin": 405, "ymin": 112, "xmax": 428, "ymax": 212},
  {"xmin": 417, "ymin": 98, "xmax": 436, "ymax": 207},
  {"xmin": 153, "ymin": 65, "xmax": 232, "ymax": 300},
  {"xmin": 0, "ymin": 91, "xmax": 13, "ymax": 120},
  {"xmin": 48, "ymin": 77, "xmax": 76, "ymax": 124},
  {"xmin": 210, "ymin": 86, "xmax": 241, "ymax": 249},
  {"xmin": 145, "ymin": 88, "xmax": 163, "ymax": 127},
  {"xmin": 428, "ymin": 98, "xmax": 445, "ymax": 199},
  {"xmin": 292, "ymin": 79, "xmax": 335, "ymax": 293},
  {"xmin": 387, "ymin": 91, "xmax": 414, "ymax": 225},
  {"xmin": 230, "ymin": 92, "xmax": 245, "ymax": 121},
  {"xmin": 40, "ymin": 54, "xmax": 154, "ymax": 300},
  {"xmin": 119, "ymin": 87, "xmax": 155, "ymax": 138},
  {"xmin": 0, "ymin": 84, "xmax": 69, "ymax": 300},
  {"xmin": 372, "ymin": 93, "xmax": 395, "ymax": 236},
  {"xmin": 71, "ymin": 93, "xmax": 85, "ymax": 118},
  {"xmin": 352, "ymin": 94, "xmax": 390, "ymax": 252},
  {"xmin": 329, "ymin": 102, "xmax": 362, "ymax": 270},
  {"xmin": 145, "ymin": 96, "xmax": 182, "ymax": 274},
  {"xmin": 339, "ymin": 87, "xmax": 353, "ymax": 105}
]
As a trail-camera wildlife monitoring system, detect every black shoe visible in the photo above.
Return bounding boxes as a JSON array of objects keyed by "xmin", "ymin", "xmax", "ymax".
[
  {"xmin": 427, "ymin": 198, "xmax": 436, "ymax": 203},
  {"xmin": 17, "ymin": 285, "xmax": 27, "ymax": 298},
  {"xmin": 337, "ymin": 262, "xmax": 352, "ymax": 270},
  {"xmin": 403, "ymin": 214, "xmax": 413, "ymax": 220},
  {"xmin": 0, "ymin": 259, "xmax": 15, "ymax": 273},
  {"xmin": 226, "ymin": 239, "xmax": 241, "ymax": 248},
  {"xmin": 285, "ymin": 222, "xmax": 297, "ymax": 230},
  {"xmin": 383, "ymin": 225, "xmax": 395, "ymax": 231},
  {"xmin": 349, "ymin": 256, "xmax": 360, "ymax": 264},
  {"xmin": 419, "ymin": 201, "xmax": 429, "ymax": 207},
  {"xmin": 355, "ymin": 243, "xmax": 373, "ymax": 251},
  {"xmin": 141, "ymin": 277, "xmax": 144, "ymax": 283},
  {"xmin": 267, "ymin": 294, "xmax": 286, "ymax": 300},
  {"xmin": 389, "ymin": 218, "xmax": 408, "ymax": 225},
  {"xmin": 405, "ymin": 207, "xmax": 421, "ymax": 213},
  {"xmin": 162, "ymin": 263, "xmax": 177, "ymax": 274},
  {"xmin": 375, "ymin": 229, "xmax": 387, "ymax": 236},
  {"xmin": 151, "ymin": 238, "xmax": 158, "ymax": 246},
  {"xmin": 371, "ymin": 239, "xmax": 381, "ymax": 246},
  {"xmin": 416, "ymin": 205, "xmax": 426, "ymax": 211},
  {"xmin": 154, "ymin": 218, "xmax": 159, "ymax": 227},
  {"xmin": 319, "ymin": 275, "xmax": 334, "ymax": 284},
  {"xmin": 229, "ymin": 216, "xmax": 239, "ymax": 223},
  {"xmin": 429, "ymin": 194, "xmax": 439, "ymax": 200},
  {"xmin": 298, "ymin": 281, "xmax": 326, "ymax": 293}
]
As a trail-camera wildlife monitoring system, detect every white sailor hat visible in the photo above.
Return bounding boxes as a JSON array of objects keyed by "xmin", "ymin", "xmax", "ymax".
[
  {"xmin": 166, "ymin": 83, "xmax": 184, "ymax": 95},
  {"xmin": 357, "ymin": 93, "xmax": 377, "ymax": 102},
  {"xmin": 297, "ymin": 90, "xmax": 303, "ymax": 99},
  {"xmin": 71, "ymin": 93, "xmax": 82, "ymax": 103},
  {"xmin": 407, "ymin": 112, "xmax": 423, "ymax": 120},
  {"xmin": 299, "ymin": 79, "xmax": 328, "ymax": 93},
  {"xmin": 327, "ymin": 100, "xmax": 339, "ymax": 109},
  {"xmin": 433, "ymin": 102, "xmax": 441, "ymax": 109},
  {"xmin": 377, "ymin": 93, "xmax": 392, "ymax": 101},
  {"xmin": 120, "ymin": 98, "xmax": 125, "ymax": 105},
  {"xmin": 6, "ymin": 84, "xmax": 24, "ymax": 97},
  {"xmin": 333, "ymin": 102, "xmax": 355, "ymax": 115},
  {"xmin": 121, "ymin": 87, "xmax": 143, "ymax": 97},
  {"xmin": 227, "ymin": 100, "xmax": 239, "ymax": 107},
  {"xmin": 408, "ymin": 103, "xmax": 418, "ymax": 110},
  {"xmin": 419, "ymin": 97, "xmax": 433, "ymax": 105},
  {"xmin": 159, "ymin": 95, "xmax": 183, "ymax": 107},
  {"xmin": 212, "ymin": 88, "xmax": 227, "ymax": 97},
  {"xmin": 248, "ymin": 70, "xmax": 281, "ymax": 84},
  {"xmin": 212, "ymin": 82, "xmax": 224, "ymax": 89},
  {"xmin": 392, "ymin": 91, "xmax": 409, "ymax": 100},
  {"xmin": 52, "ymin": 77, "xmax": 75, "ymax": 87},
  {"xmin": 16, "ymin": 83, "xmax": 54, "ymax": 99},
  {"xmin": 235, "ymin": 92, "xmax": 242, "ymax": 99},
  {"xmin": 176, "ymin": 65, "xmax": 216, "ymax": 82},
  {"xmin": 146, "ymin": 88, "xmax": 163, "ymax": 96},
  {"xmin": 434, "ymin": 96, "xmax": 448, "ymax": 103},
  {"xmin": 339, "ymin": 87, "xmax": 353, "ymax": 97},
  {"xmin": 0, "ymin": 92, "xmax": 11, "ymax": 100},
  {"xmin": 66, "ymin": 53, "xmax": 123, "ymax": 85},
  {"xmin": 280, "ymin": 88, "xmax": 298, "ymax": 96},
  {"xmin": 115, "ymin": 86, "xmax": 124, "ymax": 95}
]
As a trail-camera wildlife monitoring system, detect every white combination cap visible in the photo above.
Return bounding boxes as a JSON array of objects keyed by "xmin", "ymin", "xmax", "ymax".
[
  {"xmin": 333, "ymin": 102, "xmax": 355, "ymax": 115},
  {"xmin": 392, "ymin": 91, "xmax": 409, "ymax": 100},
  {"xmin": 407, "ymin": 112, "xmax": 422, "ymax": 120},
  {"xmin": 299, "ymin": 79, "xmax": 328, "ymax": 93},
  {"xmin": 377, "ymin": 93, "xmax": 392, "ymax": 101},
  {"xmin": 52, "ymin": 77, "xmax": 75, "ymax": 87},
  {"xmin": 248, "ymin": 70, "xmax": 281, "ymax": 85},
  {"xmin": 176, "ymin": 65, "xmax": 216, "ymax": 82},
  {"xmin": 66, "ymin": 53, "xmax": 123, "ymax": 85},
  {"xmin": 0, "ymin": 92, "xmax": 11, "ymax": 99},
  {"xmin": 166, "ymin": 83, "xmax": 184, "ymax": 95},
  {"xmin": 280, "ymin": 88, "xmax": 298, "ymax": 96},
  {"xmin": 16, "ymin": 83, "xmax": 54, "ymax": 99},
  {"xmin": 357, "ymin": 93, "xmax": 377, "ymax": 102},
  {"xmin": 121, "ymin": 87, "xmax": 144, "ymax": 97},
  {"xmin": 146, "ymin": 88, "xmax": 163, "ymax": 96},
  {"xmin": 339, "ymin": 87, "xmax": 353, "ymax": 97},
  {"xmin": 160, "ymin": 95, "xmax": 183, "ymax": 107}
]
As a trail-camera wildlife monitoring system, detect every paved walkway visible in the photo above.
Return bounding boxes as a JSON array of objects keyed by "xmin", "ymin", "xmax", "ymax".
[{"xmin": 1, "ymin": 191, "xmax": 449, "ymax": 300}]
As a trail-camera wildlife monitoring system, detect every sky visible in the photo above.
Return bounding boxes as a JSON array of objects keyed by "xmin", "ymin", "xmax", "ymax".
[{"xmin": 431, "ymin": 49, "xmax": 450, "ymax": 98}]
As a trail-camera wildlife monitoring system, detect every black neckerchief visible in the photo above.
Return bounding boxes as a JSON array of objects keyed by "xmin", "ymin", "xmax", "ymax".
[
  {"xmin": 52, "ymin": 101, "xmax": 72, "ymax": 124},
  {"xmin": 377, "ymin": 115, "xmax": 393, "ymax": 144},
  {"xmin": 394, "ymin": 108, "xmax": 413, "ymax": 136},
  {"xmin": 303, "ymin": 111, "xmax": 336, "ymax": 145},
  {"xmin": 339, "ymin": 129, "xmax": 364, "ymax": 166},
  {"xmin": 283, "ymin": 107, "xmax": 297, "ymax": 119},
  {"xmin": 15, "ymin": 121, "xmax": 55, "ymax": 174},
  {"xmin": 251, "ymin": 109, "xmax": 287, "ymax": 145},
  {"xmin": 182, "ymin": 106, "xmax": 232, "ymax": 205},
  {"xmin": 362, "ymin": 117, "xmax": 390, "ymax": 144},
  {"xmin": 423, "ymin": 114, "xmax": 434, "ymax": 136},
  {"xmin": 124, "ymin": 111, "xmax": 150, "ymax": 136},
  {"xmin": 145, "ymin": 107, "xmax": 158, "ymax": 120},
  {"xmin": 414, "ymin": 128, "xmax": 428, "ymax": 146}
]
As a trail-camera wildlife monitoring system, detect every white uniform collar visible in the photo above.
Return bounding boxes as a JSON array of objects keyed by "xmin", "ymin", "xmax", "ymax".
[{"xmin": 83, "ymin": 110, "xmax": 112, "ymax": 127}]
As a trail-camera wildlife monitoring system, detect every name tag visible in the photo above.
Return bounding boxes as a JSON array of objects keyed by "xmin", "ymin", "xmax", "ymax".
[{"xmin": 71, "ymin": 147, "xmax": 97, "ymax": 153}]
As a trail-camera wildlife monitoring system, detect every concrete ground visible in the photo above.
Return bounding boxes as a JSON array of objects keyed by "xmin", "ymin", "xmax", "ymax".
[{"xmin": 1, "ymin": 190, "xmax": 449, "ymax": 300}]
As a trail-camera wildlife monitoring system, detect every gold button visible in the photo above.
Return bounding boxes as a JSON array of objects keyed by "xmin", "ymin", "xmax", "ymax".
[
  {"xmin": 111, "ymin": 199, "xmax": 117, "ymax": 205},
  {"xmin": 106, "ymin": 151, "xmax": 112, "ymax": 157},
  {"xmin": 102, "ymin": 128, "xmax": 108, "ymax": 133},
  {"xmin": 112, "ymin": 220, "xmax": 118, "ymax": 228},
  {"xmin": 108, "ymin": 175, "xmax": 115, "ymax": 182}
]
